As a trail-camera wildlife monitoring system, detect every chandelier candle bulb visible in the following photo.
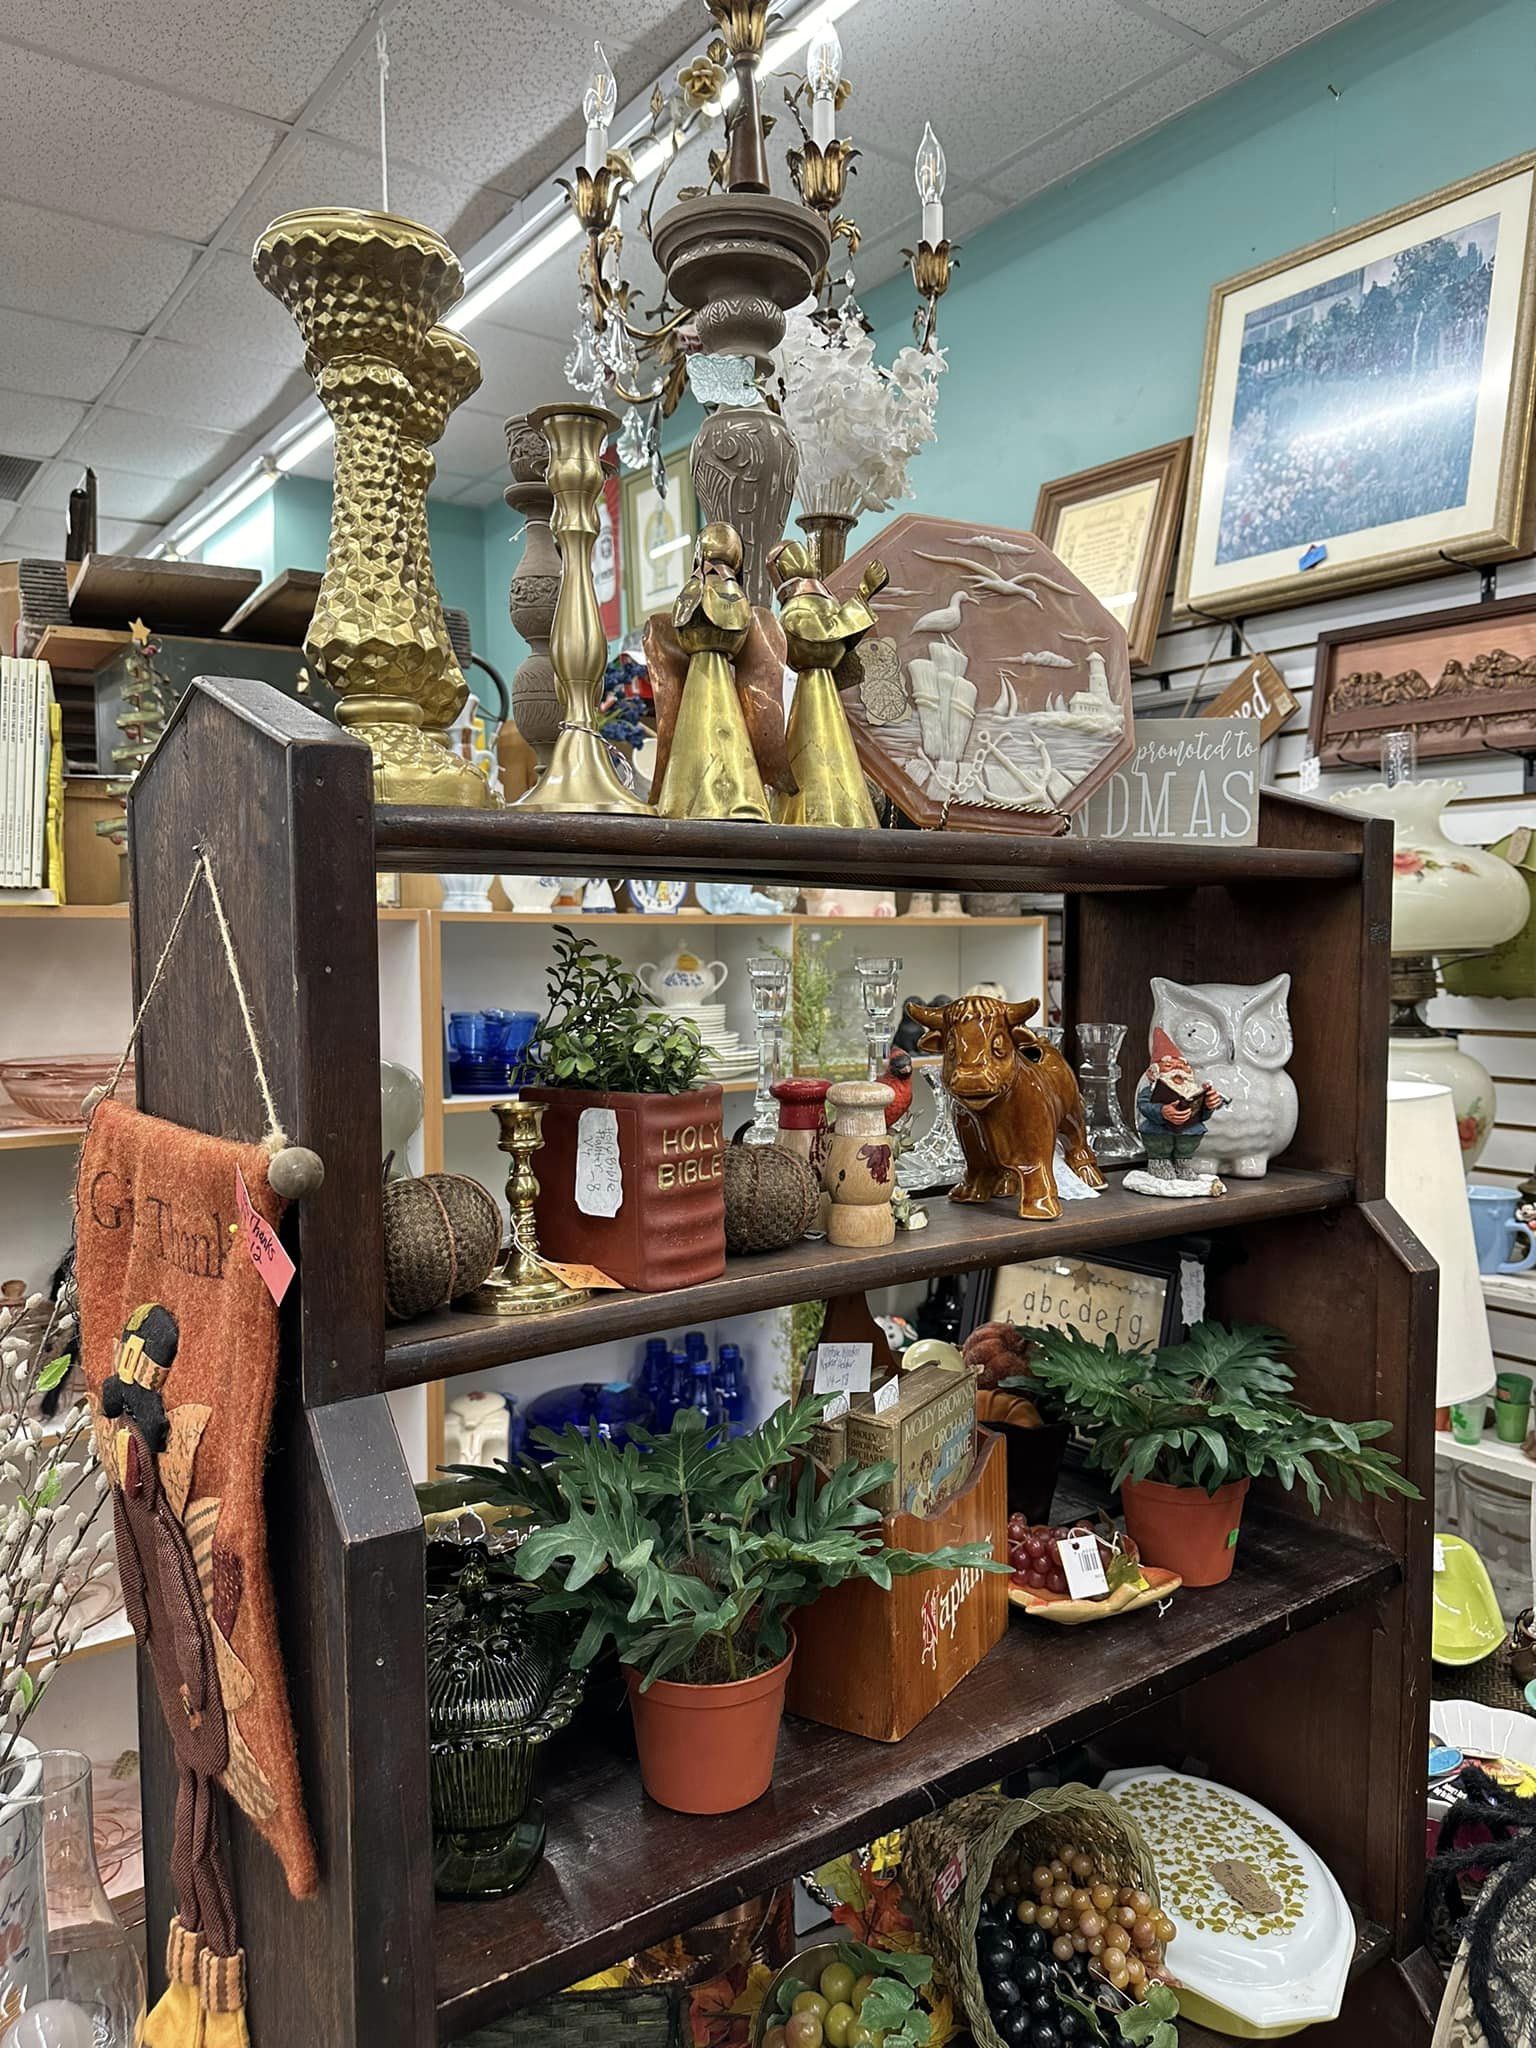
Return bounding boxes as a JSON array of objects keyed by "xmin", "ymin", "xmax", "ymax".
[
  {"xmin": 808, "ymin": 25, "xmax": 842, "ymax": 147},
  {"xmin": 916, "ymin": 120, "xmax": 946, "ymax": 245},
  {"xmin": 583, "ymin": 42, "xmax": 616, "ymax": 176}
]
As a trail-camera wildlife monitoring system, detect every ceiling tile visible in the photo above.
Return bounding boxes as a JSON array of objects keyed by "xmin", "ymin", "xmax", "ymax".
[
  {"xmin": 111, "ymin": 341, "xmax": 302, "ymax": 434},
  {"xmin": 478, "ymin": 234, "xmax": 588, "ymax": 342},
  {"xmin": 69, "ymin": 407, "xmax": 241, "ymax": 482},
  {"xmin": 462, "ymin": 327, "xmax": 574, "ymax": 422},
  {"xmin": 0, "ymin": 508, "xmax": 72, "ymax": 554},
  {"xmin": 0, "ymin": 198, "xmax": 196, "ymax": 330},
  {"xmin": 230, "ymin": 131, "xmax": 498, "ymax": 262},
  {"xmin": 8, "ymin": 0, "xmax": 378, "ymax": 121},
  {"xmin": 443, "ymin": 474, "xmax": 508, "ymax": 506},
  {"xmin": 0, "ymin": 390, "xmax": 87, "ymax": 459},
  {"xmin": 162, "ymin": 252, "xmax": 308, "ymax": 367},
  {"xmin": 312, "ymin": 0, "xmax": 600, "ymax": 198},
  {"xmin": 0, "ymin": 46, "xmax": 281, "ymax": 241},
  {"xmin": 100, "ymin": 517, "xmax": 161, "ymax": 554},
  {"xmin": 30, "ymin": 460, "xmax": 185, "ymax": 524},
  {"xmin": 985, "ymin": 51, "xmax": 1237, "ymax": 206},
  {"xmin": 838, "ymin": 0, "xmax": 1187, "ymax": 193},
  {"xmin": 1222, "ymin": 0, "xmax": 1387, "ymax": 66},
  {"xmin": 1133, "ymin": 0, "xmax": 1260, "ymax": 28},
  {"xmin": 0, "ymin": 309, "xmax": 134, "ymax": 402}
]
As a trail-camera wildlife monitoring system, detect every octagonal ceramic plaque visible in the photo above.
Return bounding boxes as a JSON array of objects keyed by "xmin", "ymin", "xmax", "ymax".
[{"xmin": 827, "ymin": 514, "xmax": 1133, "ymax": 834}]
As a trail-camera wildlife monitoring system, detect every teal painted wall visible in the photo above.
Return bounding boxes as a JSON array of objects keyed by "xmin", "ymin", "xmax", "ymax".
[{"xmin": 851, "ymin": 0, "xmax": 1536, "ymax": 555}]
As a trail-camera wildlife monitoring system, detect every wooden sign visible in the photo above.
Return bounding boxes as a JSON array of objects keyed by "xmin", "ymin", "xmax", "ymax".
[
  {"xmin": 1078, "ymin": 718, "xmax": 1258, "ymax": 845},
  {"xmin": 1206, "ymin": 653, "xmax": 1297, "ymax": 740}
]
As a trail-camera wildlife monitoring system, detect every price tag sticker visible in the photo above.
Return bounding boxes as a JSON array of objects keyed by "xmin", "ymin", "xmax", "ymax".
[
  {"xmin": 236, "ymin": 1165, "xmax": 296, "ymax": 1307},
  {"xmin": 814, "ymin": 1341, "xmax": 873, "ymax": 1396},
  {"xmin": 822, "ymin": 1391, "xmax": 850, "ymax": 1423},
  {"xmin": 1059, "ymin": 1533, "xmax": 1109, "ymax": 1601},
  {"xmin": 535, "ymin": 1257, "xmax": 625, "ymax": 1291},
  {"xmin": 1297, "ymin": 752, "xmax": 1322, "ymax": 794},
  {"xmin": 872, "ymin": 1374, "xmax": 901, "ymax": 1414},
  {"xmin": 1434, "ymin": 1537, "xmax": 1447, "ymax": 1574}
]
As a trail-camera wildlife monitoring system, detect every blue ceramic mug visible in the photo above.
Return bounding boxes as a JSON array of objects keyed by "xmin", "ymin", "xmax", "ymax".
[{"xmin": 1467, "ymin": 1184, "xmax": 1536, "ymax": 1273}]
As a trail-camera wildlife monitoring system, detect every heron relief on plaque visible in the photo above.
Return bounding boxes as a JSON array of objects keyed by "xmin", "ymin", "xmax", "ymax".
[{"xmin": 827, "ymin": 515, "xmax": 1134, "ymax": 835}]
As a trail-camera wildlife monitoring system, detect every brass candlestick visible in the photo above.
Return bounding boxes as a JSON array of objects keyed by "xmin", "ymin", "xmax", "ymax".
[
  {"xmin": 769, "ymin": 538, "xmax": 887, "ymax": 829},
  {"xmin": 468, "ymin": 1099, "xmax": 589, "ymax": 1315},
  {"xmin": 405, "ymin": 325, "xmax": 484, "ymax": 744},
  {"xmin": 906, "ymin": 238, "xmax": 955, "ymax": 355},
  {"xmin": 513, "ymin": 402, "xmax": 652, "ymax": 814},
  {"xmin": 253, "ymin": 207, "xmax": 493, "ymax": 807}
]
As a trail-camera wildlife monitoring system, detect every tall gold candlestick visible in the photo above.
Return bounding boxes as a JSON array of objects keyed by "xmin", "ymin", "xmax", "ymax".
[
  {"xmin": 468, "ymin": 1099, "xmax": 588, "ymax": 1315},
  {"xmin": 514, "ymin": 402, "xmax": 653, "ymax": 814},
  {"xmin": 404, "ymin": 325, "xmax": 484, "ymax": 744}
]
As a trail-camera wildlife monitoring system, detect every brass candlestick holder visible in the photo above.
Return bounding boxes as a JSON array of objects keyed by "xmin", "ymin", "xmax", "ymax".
[
  {"xmin": 253, "ymin": 207, "xmax": 494, "ymax": 807},
  {"xmin": 906, "ymin": 238, "xmax": 955, "ymax": 355},
  {"xmin": 513, "ymin": 402, "xmax": 652, "ymax": 814},
  {"xmin": 469, "ymin": 1099, "xmax": 589, "ymax": 1316},
  {"xmin": 404, "ymin": 325, "xmax": 484, "ymax": 744}
]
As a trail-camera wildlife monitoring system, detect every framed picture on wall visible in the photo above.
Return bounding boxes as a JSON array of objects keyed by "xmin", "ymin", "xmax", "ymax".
[
  {"xmin": 1033, "ymin": 439, "xmax": 1190, "ymax": 669},
  {"xmin": 1178, "ymin": 149, "xmax": 1536, "ymax": 620},
  {"xmin": 961, "ymin": 1248, "xmax": 1187, "ymax": 1353},
  {"xmin": 621, "ymin": 451, "xmax": 696, "ymax": 626}
]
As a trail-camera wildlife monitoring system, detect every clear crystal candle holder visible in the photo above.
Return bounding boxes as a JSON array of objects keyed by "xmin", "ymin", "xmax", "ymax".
[
  {"xmin": 1074, "ymin": 1021, "xmax": 1144, "ymax": 1167},
  {"xmin": 745, "ymin": 952, "xmax": 790, "ymax": 1144},
  {"xmin": 855, "ymin": 955, "xmax": 903, "ymax": 1080}
]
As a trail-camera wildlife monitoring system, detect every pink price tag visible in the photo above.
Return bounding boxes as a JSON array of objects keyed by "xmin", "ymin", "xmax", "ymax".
[{"xmin": 236, "ymin": 1165, "xmax": 296, "ymax": 1307}]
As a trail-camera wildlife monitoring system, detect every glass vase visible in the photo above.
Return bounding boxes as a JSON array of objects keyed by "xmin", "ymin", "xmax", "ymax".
[
  {"xmin": 1073, "ymin": 1023, "xmax": 1143, "ymax": 1168},
  {"xmin": 744, "ymin": 954, "xmax": 790, "ymax": 1145},
  {"xmin": 0, "ymin": 1749, "xmax": 144, "ymax": 2046},
  {"xmin": 854, "ymin": 956, "xmax": 903, "ymax": 1080}
]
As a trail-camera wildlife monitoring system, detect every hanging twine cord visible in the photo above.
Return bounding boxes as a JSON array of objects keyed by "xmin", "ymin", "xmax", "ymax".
[{"xmin": 97, "ymin": 848, "xmax": 288, "ymax": 1153}]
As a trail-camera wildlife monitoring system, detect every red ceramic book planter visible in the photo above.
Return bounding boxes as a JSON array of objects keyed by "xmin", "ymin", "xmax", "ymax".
[{"xmin": 524, "ymin": 1084, "xmax": 726, "ymax": 1292}]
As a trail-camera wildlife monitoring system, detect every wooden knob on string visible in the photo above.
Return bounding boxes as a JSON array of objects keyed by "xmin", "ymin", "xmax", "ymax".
[{"xmin": 268, "ymin": 1146, "xmax": 325, "ymax": 1198}]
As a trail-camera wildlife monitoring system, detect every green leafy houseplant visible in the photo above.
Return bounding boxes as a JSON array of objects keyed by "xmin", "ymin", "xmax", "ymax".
[
  {"xmin": 527, "ymin": 926, "xmax": 708, "ymax": 1095},
  {"xmin": 447, "ymin": 1397, "xmax": 1002, "ymax": 1688},
  {"xmin": 1007, "ymin": 1321, "xmax": 1417, "ymax": 1509}
]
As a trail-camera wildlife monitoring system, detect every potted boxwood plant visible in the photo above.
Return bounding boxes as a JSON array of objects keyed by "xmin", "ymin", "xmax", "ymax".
[
  {"xmin": 447, "ymin": 1398, "xmax": 999, "ymax": 1815},
  {"xmin": 1005, "ymin": 1321, "xmax": 1417, "ymax": 1586},
  {"xmin": 522, "ymin": 927, "xmax": 725, "ymax": 1291}
]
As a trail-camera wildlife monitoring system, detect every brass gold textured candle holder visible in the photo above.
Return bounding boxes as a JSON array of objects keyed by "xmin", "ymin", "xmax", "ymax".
[
  {"xmin": 513, "ymin": 402, "xmax": 653, "ymax": 814},
  {"xmin": 404, "ymin": 325, "xmax": 484, "ymax": 744},
  {"xmin": 468, "ymin": 1099, "xmax": 589, "ymax": 1316},
  {"xmin": 253, "ymin": 207, "xmax": 495, "ymax": 807}
]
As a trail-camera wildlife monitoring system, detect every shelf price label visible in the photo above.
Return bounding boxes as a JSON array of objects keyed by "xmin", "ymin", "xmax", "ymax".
[
  {"xmin": 236, "ymin": 1165, "xmax": 296, "ymax": 1307},
  {"xmin": 1060, "ymin": 1534, "xmax": 1109, "ymax": 1601},
  {"xmin": 814, "ymin": 1342, "xmax": 873, "ymax": 1397}
]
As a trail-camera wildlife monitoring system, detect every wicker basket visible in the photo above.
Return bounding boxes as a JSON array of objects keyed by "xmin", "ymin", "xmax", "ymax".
[
  {"xmin": 904, "ymin": 1786, "xmax": 1160, "ymax": 2048},
  {"xmin": 454, "ymin": 1986, "xmax": 680, "ymax": 2047}
]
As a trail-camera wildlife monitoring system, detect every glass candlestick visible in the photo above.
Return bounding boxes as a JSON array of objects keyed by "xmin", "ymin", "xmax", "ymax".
[
  {"xmin": 1074, "ymin": 1022, "xmax": 1144, "ymax": 1167},
  {"xmin": 744, "ymin": 953, "xmax": 790, "ymax": 1144},
  {"xmin": 855, "ymin": 955, "xmax": 903, "ymax": 1080},
  {"xmin": 896, "ymin": 1060, "xmax": 967, "ymax": 1192}
]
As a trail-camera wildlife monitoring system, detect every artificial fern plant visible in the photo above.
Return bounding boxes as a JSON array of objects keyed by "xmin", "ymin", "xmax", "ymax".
[
  {"xmin": 443, "ymin": 1397, "xmax": 1001, "ymax": 1688},
  {"xmin": 526, "ymin": 926, "xmax": 708, "ymax": 1095},
  {"xmin": 1005, "ymin": 1321, "xmax": 1418, "ymax": 1511}
]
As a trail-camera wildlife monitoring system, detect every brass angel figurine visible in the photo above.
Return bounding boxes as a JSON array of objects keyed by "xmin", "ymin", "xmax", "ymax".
[{"xmin": 768, "ymin": 539, "xmax": 889, "ymax": 829}]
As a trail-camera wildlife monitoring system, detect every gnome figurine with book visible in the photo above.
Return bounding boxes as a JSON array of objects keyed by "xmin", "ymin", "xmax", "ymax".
[{"xmin": 1124, "ymin": 1028, "xmax": 1227, "ymax": 1200}]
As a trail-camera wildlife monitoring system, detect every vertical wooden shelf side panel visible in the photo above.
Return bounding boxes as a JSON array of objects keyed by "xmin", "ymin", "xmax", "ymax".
[{"xmin": 126, "ymin": 679, "xmax": 435, "ymax": 2048}]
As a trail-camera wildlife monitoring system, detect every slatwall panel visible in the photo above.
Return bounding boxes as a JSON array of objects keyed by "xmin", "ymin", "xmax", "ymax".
[{"xmin": 1133, "ymin": 549, "xmax": 1536, "ymax": 1383}]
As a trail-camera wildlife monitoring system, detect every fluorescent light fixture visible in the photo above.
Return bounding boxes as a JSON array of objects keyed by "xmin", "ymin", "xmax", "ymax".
[
  {"xmin": 447, "ymin": 211, "xmax": 584, "ymax": 331},
  {"xmin": 275, "ymin": 413, "xmax": 334, "ymax": 472},
  {"xmin": 174, "ymin": 468, "xmax": 278, "ymax": 556}
]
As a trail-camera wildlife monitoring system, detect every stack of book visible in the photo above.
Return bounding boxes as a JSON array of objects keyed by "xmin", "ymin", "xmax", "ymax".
[{"xmin": 1, "ymin": 657, "xmax": 59, "ymax": 901}]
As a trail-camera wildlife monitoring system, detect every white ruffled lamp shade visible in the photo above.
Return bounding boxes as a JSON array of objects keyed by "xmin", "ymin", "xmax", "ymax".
[{"xmin": 1384, "ymin": 1080, "xmax": 1493, "ymax": 1404}]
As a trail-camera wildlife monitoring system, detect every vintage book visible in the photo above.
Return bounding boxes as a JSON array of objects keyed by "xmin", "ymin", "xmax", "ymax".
[{"xmin": 844, "ymin": 1363, "xmax": 978, "ymax": 1517}]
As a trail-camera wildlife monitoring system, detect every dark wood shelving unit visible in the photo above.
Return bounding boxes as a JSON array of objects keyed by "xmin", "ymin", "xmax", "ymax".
[
  {"xmin": 126, "ymin": 680, "xmax": 1435, "ymax": 2048},
  {"xmin": 384, "ymin": 1167, "xmax": 1353, "ymax": 1389}
]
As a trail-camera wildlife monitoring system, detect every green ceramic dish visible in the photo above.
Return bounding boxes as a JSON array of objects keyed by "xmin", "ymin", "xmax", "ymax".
[{"xmin": 1432, "ymin": 1533, "xmax": 1508, "ymax": 1667}]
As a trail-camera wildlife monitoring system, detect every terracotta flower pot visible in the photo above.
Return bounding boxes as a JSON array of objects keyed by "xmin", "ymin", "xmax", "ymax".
[
  {"xmin": 523, "ymin": 1084, "xmax": 725, "ymax": 1292},
  {"xmin": 624, "ymin": 1640, "xmax": 794, "ymax": 1814},
  {"xmin": 1121, "ymin": 1475, "xmax": 1250, "ymax": 1587}
]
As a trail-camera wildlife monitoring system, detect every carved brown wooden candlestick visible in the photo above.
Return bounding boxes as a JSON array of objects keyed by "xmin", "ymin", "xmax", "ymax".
[
  {"xmin": 503, "ymin": 413, "xmax": 562, "ymax": 770},
  {"xmin": 904, "ymin": 993, "xmax": 1104, "ymax": 1221}
]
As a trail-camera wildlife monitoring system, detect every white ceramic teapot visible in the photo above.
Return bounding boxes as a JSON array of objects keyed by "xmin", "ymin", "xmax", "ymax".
[{"xmin": 638, "ymin": 948, "xmax": 730, "ymax": 1007}]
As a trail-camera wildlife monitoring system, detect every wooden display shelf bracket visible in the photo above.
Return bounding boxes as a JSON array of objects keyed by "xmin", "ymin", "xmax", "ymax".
[
  {"xmin": 384, "ymin": 1169, "xmax": 1351, "ymax": 1390},
  {"xmin": 123, "ymin": 680, "xmax": 1430, "ymax": 2048}
]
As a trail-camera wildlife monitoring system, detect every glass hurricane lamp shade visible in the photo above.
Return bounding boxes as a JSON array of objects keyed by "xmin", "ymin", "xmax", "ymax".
[
  {"xmin": 1333, "ymin": 779, "xmax": 1529, "ymax": 958},
  {"xmin": 1385, "ymin": 1081, "xmax": 1494, "ymax": 1404}
]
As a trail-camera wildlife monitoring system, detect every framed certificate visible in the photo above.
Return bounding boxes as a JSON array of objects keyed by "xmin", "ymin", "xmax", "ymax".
[{"xmin": 1034, "ymin": 439, "xmax": 1190, "ymax": 669}]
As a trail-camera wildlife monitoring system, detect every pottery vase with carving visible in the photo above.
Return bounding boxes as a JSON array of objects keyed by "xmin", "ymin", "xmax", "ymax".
[
  {"xmin": 692, "ymin": 407, "xmax": 798, "ymax": 612},
  {"xmin": 504, "ymin": 413, "xmax": 563, "ymax": 768}
]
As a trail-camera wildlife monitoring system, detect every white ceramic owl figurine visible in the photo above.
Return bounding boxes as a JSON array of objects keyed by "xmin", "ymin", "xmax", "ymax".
[{"xmin": 1148, "ymin": 974, "xmax": 1297, "ymax": 1178}]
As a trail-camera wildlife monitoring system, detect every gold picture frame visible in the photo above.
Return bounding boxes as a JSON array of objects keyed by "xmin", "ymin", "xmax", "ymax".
[
  {"xmin": 1033, "ymin": 438, "xmax": 1190, "ymax": 669},
  {"xmin": 1178, "ymin": 149, "xmax": 1536, "ymax": 621},
  {"xmin": 621, "ymin": 450, "xmax": 697, "ymax": 629}
]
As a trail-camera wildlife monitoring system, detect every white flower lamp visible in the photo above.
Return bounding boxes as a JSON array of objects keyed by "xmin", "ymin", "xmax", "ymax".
[{"xmin": 1385, "ymin": 1080, "xmax": 1493, "ymax": 1405}]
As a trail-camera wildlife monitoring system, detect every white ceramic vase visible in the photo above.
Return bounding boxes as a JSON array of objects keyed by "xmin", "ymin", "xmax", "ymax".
[
  {"xmin": 1333, "ymin": 780, "xmax": 1529, "ymax": 957},
  {"xmin": 437, "ymin": 873, "xmax": 494, "ymax": 913},
  {"xmin": 1387, "ymin": 1029, "xmax": 1494, "ymax": 1171}
]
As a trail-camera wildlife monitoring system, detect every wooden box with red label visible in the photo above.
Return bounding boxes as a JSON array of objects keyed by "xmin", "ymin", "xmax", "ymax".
[{"xmin": 787, "ymin": 1428, "xmax": 1009, "ymax": 1743}]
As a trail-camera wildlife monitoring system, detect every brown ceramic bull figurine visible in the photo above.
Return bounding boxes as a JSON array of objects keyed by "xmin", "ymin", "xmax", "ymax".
[{"xmin": 905, "ymin": 994, "xmax": 1104, "ymax": 1219}]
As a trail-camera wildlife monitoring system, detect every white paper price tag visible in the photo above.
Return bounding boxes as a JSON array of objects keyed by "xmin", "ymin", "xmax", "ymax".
[
  {"xmin": 1433, "ymin": 1537, "xmax": 1447, "ymax": 1574},
  {"xmin": 1060, "ymin": 1534, "xmax": 1109, "ymax": 1600},
  {"xmin": 574, "ymin": 1107, "xmax": 623, "ymax": 1217},
  {"xmin": 814, "ymin": 1341, "xmax": 873, "ymax": 1396},
  {"xmin": 872, "ymin": 1374, "xmax": 900, "ymax": 1414},
  {"xmin": 1297, "ymin": 753, "xmax": 1322, "ymax": 794},
  {"xmin": 822, "ymin": 1391, "xmax": 850, "ymax": 1423}
]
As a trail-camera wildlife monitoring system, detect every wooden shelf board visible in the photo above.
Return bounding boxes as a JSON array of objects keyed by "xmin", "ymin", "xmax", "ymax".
[
  {"xmin": 374, "ymin": 812, "xmax": 1360, "ymax": 896},
  {"xmin": 31, "ymin": 624, "xmax": 131, "ymax": 672},
  {"xmin": 430, "ymin": 1470, "xmax": 1398, "ymax": 2038},
  {"xmin": 384, "ymin": 1168, "xmax": 1350, "ymax": 1389},
  {"xmin": 0, "ymin": 1125, "xmax": 83, "ymax": 1151},
  {"xmin": 440, "ymin": 1080, "xmax": 756, "ymax": 1115},
  {"xmin": 434, "ymin": 910, "xmax": 1041, "ymax": 929},
  {"xmin": 0, "ymin": 902, "xmax": 128, "ymax": 919}
]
